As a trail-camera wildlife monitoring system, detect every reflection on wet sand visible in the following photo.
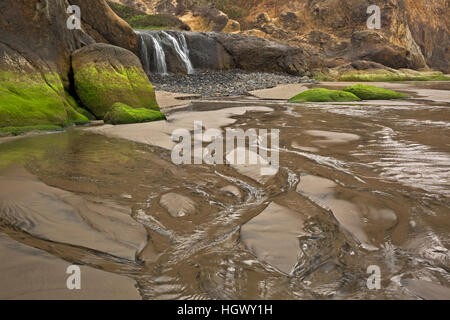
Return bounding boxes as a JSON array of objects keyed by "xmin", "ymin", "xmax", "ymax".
[{"xmin": 0, "ymin": 81, "xmax": 449, "ymax": 299}]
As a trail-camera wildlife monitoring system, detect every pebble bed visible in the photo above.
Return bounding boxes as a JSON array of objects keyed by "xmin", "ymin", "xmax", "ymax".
[{"xmin": 149, "ymin": 69, "xmax": 317, "ymax": 97}]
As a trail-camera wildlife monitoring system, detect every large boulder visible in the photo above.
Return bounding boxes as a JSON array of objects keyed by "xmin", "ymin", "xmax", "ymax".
[
  {"xmin": 0, "ymin": 0, "xmax": 144, "ymax": 132},
  {"xmin": 351, "ymin": 30, "xmax": 421, "ymax": 70},
  {"xmin": 72, "ymin": 43, "xmax": 159, "ymax": 119},
  {"xmin": 0, "ymin": 0, "xmax": 93, "ymax": 131},
  {"xmin": 212, "ymin": 33, "xmax": 311, "ymax": 75},
  {"xmin": 0, "ymin": 51, "xmax": 89, "ymax": 130},
  {"xmin": 184, "ymin": 32, "xmax": 235, "ymax": 71},
  {"xmin": 68, "ymin": 0, "xmax": 139, "ymax": 54}
]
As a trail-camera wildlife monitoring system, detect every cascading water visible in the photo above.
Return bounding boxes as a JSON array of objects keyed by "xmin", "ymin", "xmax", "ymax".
[
  {"xmin": 136, "ymin": 30, "xmax": 194, "ymax": 75},
  {"xmin": 136, "ymin": 31, "xmax": 168, "ymax": 75},
  {"xmin": 161, "ymin": 31, "xmax": 194, "ymax": 74}
]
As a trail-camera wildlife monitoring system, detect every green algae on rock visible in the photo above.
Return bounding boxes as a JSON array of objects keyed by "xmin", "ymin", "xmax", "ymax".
[
  {"xmin": 343, "ymin": 84, "xmax": 408, "ymax": 100},
  {"xmin": 72, "ymin": 43, "xmax": 160, "ymax": 119},
  {"xmin": 104, "ymin": 103, "xmax": 166, "ymax": 125},
  {"xmin": 289, "ymin": 88, "xmax": 361, "ymax": 103},
  {"xmin": 0, "ymin": 72, "xmax": 89, "ymax": 133}
]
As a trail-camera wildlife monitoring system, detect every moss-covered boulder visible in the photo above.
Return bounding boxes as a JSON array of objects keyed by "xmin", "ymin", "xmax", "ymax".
[
  {"xmin": 104, "ymin": 103, "xmax": 166, "ymax": 125},
  {"xmin": 72, "ymin": 43, "xmax": 159, "ymax": 119},
  {"xmin": 289, "ymin": 88, "xmax": 361, "ymax": 102},
  {"xmin": 0, "ymin": 70, "xmax": 89, "ymax": 134},
  {"xmin": 343, "ymin": 84, "xmax": 408, "ymax": 100}
]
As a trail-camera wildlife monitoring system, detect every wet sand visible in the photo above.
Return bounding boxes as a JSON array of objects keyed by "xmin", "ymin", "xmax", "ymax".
[
  {"xmin": 0, "ymin": 233, "xmax": 141, "ymax": 300},
  {"xmin": 249, "ymin": 81, "xmax": 450, "ymax": 104},
  {"xmin": 0, "ymin": 167, "xmax": 147, "ymax": 261},
  {"xmin": 0, "ymin": 82, "xmax": 449, "ymax": 299}
]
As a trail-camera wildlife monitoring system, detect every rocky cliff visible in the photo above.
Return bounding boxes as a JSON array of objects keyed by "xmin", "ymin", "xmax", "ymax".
[
  {"xmin": 235, "ymin": 0, "xmax": 449, "ymax": 72},
  {"xmin": 0, "ymin": 0, "xmax": 158, "ymax": 133},
  {"xmin": 116, "ymin": 0, "xmax": 449, "ymax": 72}
]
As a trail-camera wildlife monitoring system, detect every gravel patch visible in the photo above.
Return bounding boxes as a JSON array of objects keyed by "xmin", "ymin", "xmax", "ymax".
[{"xmin": 149, "ymin": 69, "xmax": 317, "ymax": 97}]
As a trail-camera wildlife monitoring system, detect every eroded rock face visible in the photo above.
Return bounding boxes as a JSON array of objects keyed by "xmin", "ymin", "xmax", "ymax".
[
  {"xmin": 72, "ymin": 43, "xmax": 159, "ymax": 118},
  {"xmin": 235, "ymin": 0, "xmax": 447, "ymax": 72},
  {"xmin": 69, "ymin": 0, "xmax": 139, "ymax": 54},
  {"xmin": 351, "ymin": 30, "xmax": 417, "ymax": 70},
  {"xmin": 184, "ymin": 32, "xmax": 235, "ymax": 71},
  {"xmin": 134, "ymin": 0, "xmax": 448, "ymax": 72},
  {"xmin": 192, "ymin": 6, "xmax": 229, "ymax": 32},
  {"xmin": 296, "ymin": 174, "xmax": 398, "ymax": 251},
  {"xmin": 211, "ymin": 32, "xmax": 311, "ymax": 75},
  {"xmin": 0, "ymin": 0, "xmax": 95, "ymax": 129},
  {"xmin": 0, "ymin": 0, "xmax": 143, "ymax": 130},
  {"xmin": 0, "ymin": 0, "xmax": 94, "ymax": 86}
]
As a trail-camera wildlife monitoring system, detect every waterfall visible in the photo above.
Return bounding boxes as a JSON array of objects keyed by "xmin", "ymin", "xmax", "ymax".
[
  {"xmin": 137, "ymin": 31, "xmax": 150, "ymax": 73},
  {"xmin": 136, "ymin": 30, "xmax": 194, "ymax": 75},
  {"xmin": 136, "ymin": 31, "xmax": 168, "ymax": 75},
  {"xmin": 149, "ymin": 34, "xmax": 168, "ymax": 75},
  {"xmin": 161, "ymin": 31, "xmax": 194, "ymax": 75}
]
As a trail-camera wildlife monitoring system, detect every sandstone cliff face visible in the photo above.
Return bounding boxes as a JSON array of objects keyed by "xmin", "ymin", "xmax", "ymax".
[
  {"xmin": 68, "ymin": 0, "xmax": 139, "ymax": 54},
  {"xmin": 0, "ymin": 0, "xmax": 138, "ymax": 84},
  {"xmin": 123, "ymin": 0, "xmax": 449, "ymax": 72},
  {"xmin": 233, "ymin": 0, "xmax": 449, "ymax": 72},
  {"xmin": 0, "ymin": 0, "xmax": 154, "ymax": 130},
  {"xmin": 0, "ymin": 0, "xmax": 93, "ymax": 84}
]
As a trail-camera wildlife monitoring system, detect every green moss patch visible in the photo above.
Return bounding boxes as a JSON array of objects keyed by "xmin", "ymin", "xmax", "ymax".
[
  {"xmin": 343, "ymin": 84, "xmax": 407, "ymax": 100},
  {"xmin": 0, "ymin": 72, "xmax": 89, "ymax": 134},
  {"xmin": 289, "ymin": 88, "xmax": 361, "ymax": 102},
  {"xmin": 74, "ymin": 65, "xmax": 159, "ymax": 119},
  {"xmin": 339, "ymin": 72, "xmax": 450, "ymax": 82},
  {"xmin": 107, "ymin": 1, "xmax": 188, "ymax": 30},
  {"xmin": 104, "ymin": 103, "xmax": 166, "ymax": 125},
  {"xmin": 313, "ymin": 69, "xmax": 450, "ymax": 82}
]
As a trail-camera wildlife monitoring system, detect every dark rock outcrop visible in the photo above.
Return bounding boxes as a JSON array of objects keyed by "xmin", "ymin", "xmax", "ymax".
[
  {"xmin": 72, "ymin": 43, "xmax": 159, "ymax": 119},
  {"xmin": 0, "ymin": 0, "xmax": 95, "ymax": 130},
  {"xmin": 0, "ymin": 0, "xmax": 152, "ymax": 131},
  {"xmin": 0, "ymin": 0, "xmax": 94, "ymax": 86},
  {"xmin": 184, "ymin": 32, "xmax": 235, "ymax": 71},
  {"xmin": 68, "ymin": 0, "xmax": 139, "ymax": 54},
  {"xmin": 211, "ymin": 32, "xmax": 311, "ymax": 75},
  {"xmin": 129, "ymin": 0, "xmax": 449, "ymax": 72},
  {"xmin": 350, "ymin": 30, "xmax": 416, "ymax": 69}
]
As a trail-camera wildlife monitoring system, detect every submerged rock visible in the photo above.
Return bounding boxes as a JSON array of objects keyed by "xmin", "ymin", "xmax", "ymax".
[
  {"xmin": 160, "ymin": 193, "xmax": 197, "ymax": 217},
  {"xmin": 296, "ymin": 175, "xmax": 397, "ymax": 250},
  {"xmin": 72, "ymin": 43, "xmax": 160, "ymax": 119},
  {"xmin": 220, "ymin": 185, "xmax": 242, "ymax": 200},
  {"xmin": 304, "ymin": 130, "xmax": 360, "ymax": 147},
  {"xmin": 240, "ymin": 202, "xmax": 305, "ymax": 274}
]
